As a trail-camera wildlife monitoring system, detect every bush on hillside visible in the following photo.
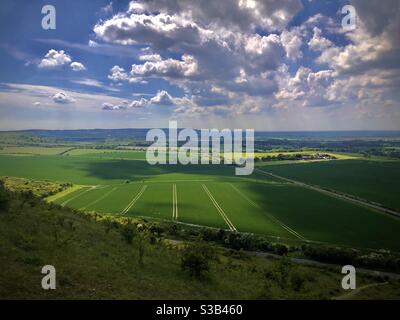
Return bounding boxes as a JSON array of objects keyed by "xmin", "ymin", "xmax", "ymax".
[{"xmin": 181, "ymin": 243, "xmax": 211, "ymax": 279}]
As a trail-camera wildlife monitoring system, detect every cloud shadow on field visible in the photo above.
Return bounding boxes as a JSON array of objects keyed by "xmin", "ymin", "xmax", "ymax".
[{"xmin": 84, "ymin": 159, "xmax": 237, "ymax": 181}]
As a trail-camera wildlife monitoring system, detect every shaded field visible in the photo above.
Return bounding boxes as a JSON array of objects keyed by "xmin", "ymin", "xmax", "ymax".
[
  {"xmin": 0, "ymin": 155, "xmax": 241, "ymax": 185},
  {"xmin": 260, "ymin": 160, "xmax": 400, "ymax": 211}
]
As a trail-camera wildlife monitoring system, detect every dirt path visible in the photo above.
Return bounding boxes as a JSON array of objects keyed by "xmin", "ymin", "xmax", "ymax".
[{"xmin": 332, "ymin": 282, "xmax": 389, "ymax": 300}]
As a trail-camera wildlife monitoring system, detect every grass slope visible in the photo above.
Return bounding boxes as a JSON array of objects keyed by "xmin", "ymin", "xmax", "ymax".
[{"xmin": 1, "ymin": 188, "xmax": 399, "ymax": 300}]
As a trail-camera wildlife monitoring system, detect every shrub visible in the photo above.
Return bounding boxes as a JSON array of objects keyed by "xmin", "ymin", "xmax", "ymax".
[
  {"xmin": 290, "ymin": 270, "xmax": 307, "ymax": 291},
  {"xmin": 120, "ymin": 225, "xmax": 136, "ymax": 244},
  {"xmin": 181, "ymin": 244, "xmax": 210, "ymax": 279}
]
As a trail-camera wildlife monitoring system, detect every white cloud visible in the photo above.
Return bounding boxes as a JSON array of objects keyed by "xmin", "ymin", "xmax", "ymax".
[
  {"xmin": 130, "ymin": 0, "xmax": 303, "ymax": 32},
  {"xmin": 102, "ymin": 101, "xmax": 128, "ymax": 111},
  {"xmin": 108, "ymin": 65, "xmax": 130, "ymax": 82},
  {"xmin": 88, "ymin": 40, "xmax": 98, "ymax": 47},
  {"xmin": 103, "ymin": 90, "xmax": 182, "ymax": 111},
  {"xmin": 70, "ymin": 78, "xmax": 120, "ymax": 92},
  {"xmin": 138, "ymin": 53, "xmax": 162, "ymax": 62},
  {"xmin": 70, "ymin": 61, "xmax": 86, "ymax": 71},
  {"xmin": 52, "ymin": 92, "xmax": 76, "ymax": 104},
  {"xmin": 149, "ymin": 90, "xmax": 175, "ymax": 105},
  {"xmin": 100, "ymin": 2, "xmax": 113, "ymax": 16},
  {"xmin": 281, "ymin": 28, "xmax": 303, "ymax": 60},
  {"xmin": 38, "ymin": 49, "xmax": 72, "ymax": 68},
  {"xmin": 274, "ymin": 65, "xmax": 335, "ymax": 108},
  {"xmin": 308, "ymin": 27, "xmax": 332, "ymax": 52},
  {"xmin": 89, "ymin": 0, "xmax": 400, "ymax": 126},
  {"xmin": 129, "ymin": 97, "xmax": 149, "ymax": 108},
  {"xmin": 131, "ymin": 54, "xmax": 198, "ymax": 78}
]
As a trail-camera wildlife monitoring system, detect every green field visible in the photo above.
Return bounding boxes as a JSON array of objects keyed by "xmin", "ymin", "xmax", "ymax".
[
  {"xmin": 260, "ymin": 160, "xmax": 400, "ymax": 211},
  {"xmin": 1, "ymin": 150, "xmax": 400, "ymax": 251}
]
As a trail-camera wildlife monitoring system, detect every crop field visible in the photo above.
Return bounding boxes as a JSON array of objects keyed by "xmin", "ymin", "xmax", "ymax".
[
  {"xmin": 1, "ymin": 150, "xmax": 400, "ymax": 251},
  {"xmin": 260, "ymin": 160, "xmax": 400, "ymax": 211}
]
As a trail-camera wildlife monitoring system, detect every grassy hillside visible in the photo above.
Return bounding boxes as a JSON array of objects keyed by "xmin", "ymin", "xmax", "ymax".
[{"xmin": 1, "ymin": 182, "xmax": 399, "ymax": 300}]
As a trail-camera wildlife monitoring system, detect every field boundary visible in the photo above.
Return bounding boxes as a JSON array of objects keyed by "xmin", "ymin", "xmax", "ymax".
[
  {"xmin": 202, "ymin": 184, "xmax": 237, "ymax": 232},
  {"xmin": 120, "ymin": 185, "xmax": 147, "ymax": 214}
]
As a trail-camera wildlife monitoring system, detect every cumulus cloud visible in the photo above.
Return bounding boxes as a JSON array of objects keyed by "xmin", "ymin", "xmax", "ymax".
[
  {"xmin": 281, "ymin": 28, "xmax": 303, "ymax": 60},
  {"xmin": 129, "ymin": 0, "xmax": 303, "ymax": 32},
  {"xmin": 308, "ymin": 27, "xmax": 332, "ymax": 52},
  {"xmin": 316, "ymin": 0, "xmax": 400, "ymax": 75},
  {"xmin": 92, "ymin": 0, "xmax": 400, "ymax": 122},
  {"xmin": 52, "ymin": 92, "xmax": 76, "ymax": 104},
  {"xmin": 108, "ymin": 65, "xmax": 130, "ymax": 82},
  {"xmin": 102, "ymin": 90, "xmax": 181, "ymax": 111},
  {"xmin": 70, "ymin": 61, "xmax": 86, "ymax": 71},
  {"xmin": 131, "ymin": 54, "xmax": 198, "ymax": 78},
  {"xmin": 138, "ymin": 53, "xmax": 162, "ymax": 62},
  {"xmin": 102, "ymin": 101, "xmax": 128, "ymax": 110},
  {"xmin": 129, "ymin": 97, "xmax": 149, "ymax": 108},
  {"xmin": 94, "ymin": 2, "xmax": 290, "ymax": 76},
  {"xmin": 274, "ymin": 65, "xmax": 335, "ymax": 108},
  {"xmin": 149, "ymin": 90, "xmax": 175, "ymax": 105},
  {"xmin": 130, "ymin": 90, "xmax": 179, "ymax": 108},
  {"xmin": 38, "ymin": 49, "xmax": 72, "ymax": 68}
]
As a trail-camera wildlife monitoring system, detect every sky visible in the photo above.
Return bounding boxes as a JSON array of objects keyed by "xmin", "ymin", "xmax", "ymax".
[{"xmin": 0, "ymin": 0, "xmax": 399, "ymax": 130}]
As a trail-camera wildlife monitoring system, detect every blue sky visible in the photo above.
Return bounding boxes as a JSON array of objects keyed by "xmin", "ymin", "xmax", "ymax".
[{"xmin": 0, "ymin": 0, "xmax": 399, "ymax": 130}]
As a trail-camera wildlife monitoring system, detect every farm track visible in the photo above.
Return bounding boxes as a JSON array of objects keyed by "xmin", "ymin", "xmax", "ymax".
[
  {"xmin": 202, "ymin": 184, "xmax": 237, "ymax": 232},
  {"xmin": 120, "ymin": 185, "xmax": 147, "ymax": 214},
  {"xmin": 255, "ymin": 168, "xmax": 400, "ymax": 219},
  {"xmin": 332, "ymin": 282, "xmax": 389, "ymax": 300}
]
